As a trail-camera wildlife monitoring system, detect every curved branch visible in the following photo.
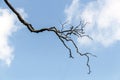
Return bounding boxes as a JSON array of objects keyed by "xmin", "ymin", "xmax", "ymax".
[{"xmin": 4, "ymin": 0, "xmax": 96, "ymax": 74}]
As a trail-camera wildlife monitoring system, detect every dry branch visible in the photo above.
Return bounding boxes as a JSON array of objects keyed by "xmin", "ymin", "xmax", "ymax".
[{"xmin": 4, "ymin": 0, "xmax": 96, "ymax": 74}]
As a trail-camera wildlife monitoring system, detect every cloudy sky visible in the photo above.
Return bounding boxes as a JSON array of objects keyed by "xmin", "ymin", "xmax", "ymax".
[{"xmin": 0, "ymin": 0, "xmax": 120, "ymax": 80}]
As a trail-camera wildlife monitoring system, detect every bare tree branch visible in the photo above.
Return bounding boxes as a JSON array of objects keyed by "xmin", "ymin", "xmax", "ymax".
[{"xmin": 4, "ymin": 0, "xmax": 96, "ymax": 74}]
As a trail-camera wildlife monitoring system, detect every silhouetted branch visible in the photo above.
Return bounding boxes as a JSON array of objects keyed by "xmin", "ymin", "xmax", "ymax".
[{"xmin": 4, "ymin": 0, "xmax": 96, "ymax": 74}]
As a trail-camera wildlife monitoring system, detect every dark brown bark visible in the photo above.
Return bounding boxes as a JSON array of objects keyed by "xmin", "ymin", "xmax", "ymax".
[{"xmin": 4, "ymin": 0, "xmax": 96, "ymax": 74}]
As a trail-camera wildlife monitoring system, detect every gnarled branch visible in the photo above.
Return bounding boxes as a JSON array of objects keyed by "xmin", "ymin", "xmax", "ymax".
[{"xmin": 4, "ymin": 0, "xmax": 96, "ymax": 74}]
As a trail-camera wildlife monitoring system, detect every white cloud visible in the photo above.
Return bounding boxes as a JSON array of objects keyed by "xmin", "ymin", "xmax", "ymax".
[
  {"xmin": 65, "ymin": 0, "xmax": 120, "ymax": 47},
  {"xmin": 64, "ymin": 0, "xmax": 80, "ymax": 23},
  {"xmin": 0, "ymin": 8, "xmax": 26, "ymax": 66}
]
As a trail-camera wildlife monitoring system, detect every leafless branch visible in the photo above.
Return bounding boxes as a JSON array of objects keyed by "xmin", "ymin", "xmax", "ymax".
[{"xmin": 4, "ymin": 0, "xmax": 96, "ymax": 74}]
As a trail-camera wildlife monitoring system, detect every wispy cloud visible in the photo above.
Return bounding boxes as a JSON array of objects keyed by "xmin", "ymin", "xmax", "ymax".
[
  {"xmin": 65, "ymin": 0, "xmax": 120, "ymax": 47},
  {"xmin": 64, "ymin": 0, "xmax": 80, "ymax": 23},
  {"xmin": 0, "ymin": 8, "xmax": 26, "ymax": 66}
]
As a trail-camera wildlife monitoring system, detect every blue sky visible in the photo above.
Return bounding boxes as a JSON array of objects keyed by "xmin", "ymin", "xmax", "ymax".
[{"xmin": 0, "ymin": 0, "xmax": 120, "ymax": 80}]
